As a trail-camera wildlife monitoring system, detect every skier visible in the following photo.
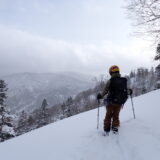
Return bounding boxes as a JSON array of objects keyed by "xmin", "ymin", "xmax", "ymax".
[{"xmin": 97, "ymin": 65, "xmax": 132, "ymax": 134}]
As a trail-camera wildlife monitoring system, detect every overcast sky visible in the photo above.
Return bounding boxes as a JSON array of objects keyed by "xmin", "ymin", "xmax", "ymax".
[{"xmin": 0, "ymin": 0, "xmax": 156, "ymax": 77}]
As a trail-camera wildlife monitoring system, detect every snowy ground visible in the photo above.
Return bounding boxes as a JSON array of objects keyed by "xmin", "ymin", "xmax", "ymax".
[{"xmin": 0, "ymin": 89, "xmax": 160, "ymax": 160}]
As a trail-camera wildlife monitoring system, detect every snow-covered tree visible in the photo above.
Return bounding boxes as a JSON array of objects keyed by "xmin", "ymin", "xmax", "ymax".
[
  {"xmin": 155, "ymin": 43, "xmax": 160, "ymax": 61},
  {"xmin": 17, "ymin": 110, "xmax": 28, "ymax": 135},
  {"xmin": 65, "ymin": 97, "xmax": 73, "ymax": 117},
  {"xmin": 127, "ymin": 67, "xmax": 157, "ymax": 96},
  {"xmin": 0, "ymin": 80, "xmax": 15, "ymax": 142},
  {"xmin": 155, "ymin": 65, "xmax": 160, "ymax": 88},
  {"xmin": 38, "ymin": 98, "xmax": 49, "ymax": 127}
]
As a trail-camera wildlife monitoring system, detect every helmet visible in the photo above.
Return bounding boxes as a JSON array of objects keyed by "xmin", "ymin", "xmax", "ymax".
[{"xmin": 109, "ymin": 65, "xmax": 120, "ymax": 75}]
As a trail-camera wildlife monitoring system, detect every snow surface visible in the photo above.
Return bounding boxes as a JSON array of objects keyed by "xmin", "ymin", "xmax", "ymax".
[{"xmin": 0, "ymin": 89, "xmax": 160, "ymax": 160}]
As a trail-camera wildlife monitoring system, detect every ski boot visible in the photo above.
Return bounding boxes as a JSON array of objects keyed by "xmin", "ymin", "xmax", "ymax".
[
  {"xmin": 103, "ymin": 128, "xmax": 110, "ymax": 136},
  {"xmin": 112, "ymin": 127, "xmax": 118, "ymax": 134}
]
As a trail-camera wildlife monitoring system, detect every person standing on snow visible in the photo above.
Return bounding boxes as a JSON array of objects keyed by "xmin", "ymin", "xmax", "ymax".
[{"xmin": 97, "ymin": 65, "xmax": 132, "ymax": 134}]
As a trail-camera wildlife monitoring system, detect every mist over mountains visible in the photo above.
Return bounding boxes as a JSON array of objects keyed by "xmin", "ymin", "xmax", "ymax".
[{"xmin": 2, "ymin": 72, "xmax": 94, "ymax": 114}]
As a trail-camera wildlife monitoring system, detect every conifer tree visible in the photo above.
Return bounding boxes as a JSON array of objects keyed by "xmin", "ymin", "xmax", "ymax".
[
  {"xmin": 155, "ymin": 65, "xmax": 160, "ymax": 89},
  {"xmin": 155, "ymin": 43, "xmax": 160, "ymax": 62},
  {"xmin": 17, "ymin": 110, "xmax": 28, "ymax": 135},
  {"xmin": 0, "ymin": 80, "xmax": 15, "ymax": 142},
  {"xmin": 38, "ymin": 98, "xmax": 48, "ymax": 127}
]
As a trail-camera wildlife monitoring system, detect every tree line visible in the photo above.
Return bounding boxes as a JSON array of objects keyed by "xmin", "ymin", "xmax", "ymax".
[
  {"xmin": 13, "ymin": 66, "xmax": 160, "ymax": 137},
  {"xmin": 0, "ymin": 66, "xmax": 160, "ymax": 141}
]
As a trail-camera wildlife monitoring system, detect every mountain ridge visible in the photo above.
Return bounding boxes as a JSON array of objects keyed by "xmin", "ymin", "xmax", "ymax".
[{"xmin": 2, "ymin": 72, "xmax": 94, "ymax": 114}]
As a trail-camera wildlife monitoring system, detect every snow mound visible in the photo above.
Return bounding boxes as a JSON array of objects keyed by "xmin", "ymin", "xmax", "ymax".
[{"xmin": 0, "ymin": 89, "xmax": 160, "ymax": 160}]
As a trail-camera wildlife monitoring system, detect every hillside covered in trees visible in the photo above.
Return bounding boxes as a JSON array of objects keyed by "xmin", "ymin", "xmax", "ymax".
[{"xmin": 14, "ymin": 66, "xmax": 160, "ymax": 136}]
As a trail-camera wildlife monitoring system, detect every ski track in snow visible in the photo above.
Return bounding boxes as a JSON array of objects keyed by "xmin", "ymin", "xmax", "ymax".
[{"xmin": 73, "ymin": 118, "xmax": 160, "ymax": 160}]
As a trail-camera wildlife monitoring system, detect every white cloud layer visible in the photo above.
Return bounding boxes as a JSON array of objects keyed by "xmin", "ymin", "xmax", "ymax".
[{"xmin": 0, "ymin": 26, "xmax": 155, "ymax": 77}]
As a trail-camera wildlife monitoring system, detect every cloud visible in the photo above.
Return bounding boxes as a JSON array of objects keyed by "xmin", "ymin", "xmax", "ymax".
[
  {"xmin": 0, "ymin": 26, "xmax": 84, "ymax": 76},
  {"xmin": 0, "ymin": 25, "xmax": 155, "ymax": 77}
]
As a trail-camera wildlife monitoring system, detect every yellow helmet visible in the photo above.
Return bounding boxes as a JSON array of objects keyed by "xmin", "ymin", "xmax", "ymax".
[{"xmin": 109, "ymin": 65, "xmax": 120, "ymax": 74}]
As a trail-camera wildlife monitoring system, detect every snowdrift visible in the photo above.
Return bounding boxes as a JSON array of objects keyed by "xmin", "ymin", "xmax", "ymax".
[{"xmin": 0, "ymin": 89, "xmax": 160, "ymax": 160}]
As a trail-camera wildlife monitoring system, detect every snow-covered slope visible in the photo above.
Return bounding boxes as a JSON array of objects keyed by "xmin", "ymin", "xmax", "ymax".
[
  {"xmin": 2, "ymin": 72, "xmax": 94, "ymax": 114},
  {"xmin": 0, "ymin": 89, "xmax": 160, "ymax": 160}
]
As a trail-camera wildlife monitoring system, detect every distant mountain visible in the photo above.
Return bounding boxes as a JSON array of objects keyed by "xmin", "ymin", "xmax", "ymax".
[{"xmin": 2, "ymin": 72, "xmax": 94, "ymax": 114}]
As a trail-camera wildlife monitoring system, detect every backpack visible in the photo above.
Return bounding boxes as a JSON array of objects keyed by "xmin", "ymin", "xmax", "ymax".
[{"xmin": 107, "ymin": 77, "xmax": 128, "ymax": 105}]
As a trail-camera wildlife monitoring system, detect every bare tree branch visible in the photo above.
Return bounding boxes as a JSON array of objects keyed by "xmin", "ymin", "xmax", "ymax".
[
  {"xmin": 125, "ymin": 0, "xmax": 160, "ymax": 61},
  {"xmin": 125, "ymin": 0, "xmax": 160, "ymax": 42}
]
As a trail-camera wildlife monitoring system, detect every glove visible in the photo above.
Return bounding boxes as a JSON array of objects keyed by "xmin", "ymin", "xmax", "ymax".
[
  {"xmin": 128, "ymin": 89, "xmax": 133, "ymax": 96},
  {"xmin": 97, "ymin": 93, "xmax": 102, "ymax": 100}
]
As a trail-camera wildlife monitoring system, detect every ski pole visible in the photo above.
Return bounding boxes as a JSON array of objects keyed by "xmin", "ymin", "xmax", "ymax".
[
  {"xmin": 97, "ymin": 99, "xmax": 100, "ymax": 129},
  {"xmin": 130, "ymin": 95, "xmax": 136, "ymax": 119}
]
